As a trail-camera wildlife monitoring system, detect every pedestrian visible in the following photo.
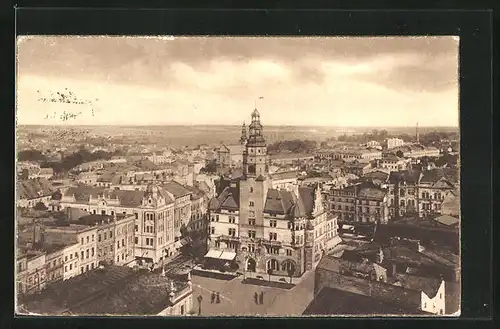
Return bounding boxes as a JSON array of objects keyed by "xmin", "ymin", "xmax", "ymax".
[
  {"xmin": 216, "ymin": 292, "xmax": 221, "ymax": 304},
  {"xmin": 210, "ymin": 291, "xmax": 215, "ymax": 304},
  {"xmin": 254, "ymin": 292, "xmax": 258, "ymax": 304},
  {"xmin": 259, "ymin": 291, "xmax": 264, "ymax": 304}
]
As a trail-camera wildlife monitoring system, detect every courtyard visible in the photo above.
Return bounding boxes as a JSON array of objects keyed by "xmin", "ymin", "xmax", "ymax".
[{"xmin": 191, "ymin": 270, "xmax": 315, "ymax": 316}]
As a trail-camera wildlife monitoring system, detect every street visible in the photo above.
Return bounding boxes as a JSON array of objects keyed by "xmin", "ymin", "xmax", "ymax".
[{"xmin": 191, "ymin": 270, "xmax": 315, "ymax": 316}]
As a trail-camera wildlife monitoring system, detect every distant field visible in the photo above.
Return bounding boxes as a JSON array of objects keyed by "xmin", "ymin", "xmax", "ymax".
[{"xmin": 17, "ymin": 125, "xmax": 459, "ymax": 148}]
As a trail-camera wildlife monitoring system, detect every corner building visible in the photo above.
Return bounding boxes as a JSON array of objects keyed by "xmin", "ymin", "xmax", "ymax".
[{"xmin": 208, "ymin": 110, "xmax": 340, "ymax": 278}]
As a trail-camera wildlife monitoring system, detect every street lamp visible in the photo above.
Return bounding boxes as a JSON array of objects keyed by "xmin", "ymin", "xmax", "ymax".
[{"xmin": 197, "ymin": 294, "xmax": 203, "ymax": 316}]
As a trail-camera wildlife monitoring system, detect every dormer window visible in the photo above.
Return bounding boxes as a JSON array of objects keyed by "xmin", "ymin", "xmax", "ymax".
[{"xmin": 149, "ymin": 199, "xmax": 152, "ymax": 204}]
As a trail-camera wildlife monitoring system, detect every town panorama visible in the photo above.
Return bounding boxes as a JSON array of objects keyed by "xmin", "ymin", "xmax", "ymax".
[{"xmin": 15, "ymin": 36, "xmax": 460, "ymax": 317}]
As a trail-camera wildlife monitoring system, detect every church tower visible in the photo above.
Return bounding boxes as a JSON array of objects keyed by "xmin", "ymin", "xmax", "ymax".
[
  {"xmin": 243, "ymin": 109, "xmax": 268, "ymax": 178},
  {"xmin": 239, "ymin": 108, "xmax": 270, "ymax": 257},
  {"xmin": 239, "ymin": 122, "xmax": 247, "ymax": 145}
]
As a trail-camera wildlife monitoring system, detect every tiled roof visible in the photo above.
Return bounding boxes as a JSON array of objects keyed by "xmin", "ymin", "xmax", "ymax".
[
  {"xmin": 298, "ymin": 187, "xmax": 315, "ymax": 216},
  {"xmin": 161, "ymin": 181, "xmax": 192, "ymax": 198},
  {"xmin": 264, "ymin": 189, "xmax": 295, "ymax": 215},
  {"xmin": 210, "ymin": 183, "xmax": 240, "ymax": 211},
  {"xmin": 63, "ymin": 187, "xmax": 109, "ymax": 202},
  {"xmin": 303, "ymin": 287, "xmax": 428, "ymax": 315},
  {"xmin": 21, "ymin": 266, "xmax": 188, "ymax": 315},
  {"xmin": 17, "ymin": 178, "xmax": 56, "ymax": 200},
  {"xmin": 357, "ymin": 186, "xmax": 387, "ymax": 201},
  {"xmin": 420, "ymin": 168, "xmax": 458, "ymax": 184},
  {"xmin": 388, "ymin": 170, "xmax": 422, "ymax": 184},
  {"xmin": 433, "ymin": 215, "xmax": 459, "ymax": 227},
  {"xmin": 394, "ymin": 274, "xmax": 442, "ymax": 298}
]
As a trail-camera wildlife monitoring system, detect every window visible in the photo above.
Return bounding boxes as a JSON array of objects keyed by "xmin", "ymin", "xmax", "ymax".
[
  {"xmin": 91, "ymin": 263, "xmax": 94, "ymax": 269},
  {"xmin": 135, "ymin": 213, "xmax": 138, "ymax": 219},
  {"xmin": 286, "ymin": 249, "xmax": 292, "ymax": 256},
  {"xmin": 250, "ymin": 187, "xmax": 253, "ymax": 193},
  {"xmin": 91, "ymin": 248, "xmax": 94, "ymax": 256},
  {"xmin": 81, "ymin": 238, "xmax": 84, "ymax": 245},
  {"xmin": 81, "ymin": 251, "xmax": 84, "ymax": 259},
  {"xmin": 135, "ymin": 237, "xmax": 138, "ymax": 244},
  {"xmin": 122, "ymin": 239, "xmax": 125, "ymax": 247},
  {"xmin": 229, "ymin": 216, "xmax": 236, "ymax": 224},
  {"xmin": 92, "ymin": 234, "xmax": 95, "ymax": 242},
  {"xmin": 249, "ymin": 201, "xmax": 255, "ymax": 207},
  {"xmin": 65, "ymin": 256, "xmax": 68, "ymax": 262},
  {"xmin": 248, "ymin": 230, "xmax": 256, "ymax": 239},
  {"xmin": 135, "ymin": 225, "xmax": 138, "ymax": 232},
  {"xmin": 86, "ymin": 264, "xmax": 89, "ymax": 271},
  {"xmin": 180, "ymin": 305, "xmax": 185, "ymax": 315},
  {"xmin": 270, "ymin": 220, "xmax": 277, "ymax": 228},
  {"xmin": 109, "ymin": 231, "xmax": 113, "ymax": 238},
  {"xmin": 74, "ymin": 252, "xmax": 77, "ymax": 258},
  {"xmin": 248, "ymin": 244, "xmax": 255, "ymax": 252},
  {"xmin": 228, "ymin": 228, "xmax": 236, "ymax": 237},
  {"xmin": 269, "ymin": 232, "xmax": 277, "ymax": 241},
  {"xmin": 440, "ymin": 293, "xmax": 442, "ymax": 299},
  {"xmin": 249, "ymin": 218, "xmax": 255, "ymax": 226},
  {"xmin": 86, "ymin": 249, "xmax": 89, "ymax": 258},
  {"xmin": 117, "ymin": 255, "xmax": 120, "ymax": 262},
  {"xmin": 81, "ymin": 267, "xmax": 84, "ymax": 274},
  {"xmin": 65, "ymin": 265, "xmax": 67, "ymax": 272},
  {"xmin": 216, "ymin": 215, "xmax": 219, "ymax": 222},
  {"xmin": 210, "ymin": 227, "xmax": 215, "ymax": 234},
  {"xmin": 215, "ymin": 241, "xmax": 221, "ymax": 248}
]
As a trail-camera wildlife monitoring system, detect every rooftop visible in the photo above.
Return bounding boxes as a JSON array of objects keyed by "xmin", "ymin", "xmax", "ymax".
[
  {"xmin": 303, "ymin": 287, "xmax": 429, "ymax": 316},
  {"xmin": 17, "ymin": 178, "xmax": 55, "ymax": 200},
  {"xmin": 20, "ymin": 266, "xmax": 189, "ymax": 316}
]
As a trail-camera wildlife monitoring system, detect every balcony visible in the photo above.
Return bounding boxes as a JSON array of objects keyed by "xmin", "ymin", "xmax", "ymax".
[{"xmin": 218, "ymin": 235, "xmax": 240, "ymax": 242}]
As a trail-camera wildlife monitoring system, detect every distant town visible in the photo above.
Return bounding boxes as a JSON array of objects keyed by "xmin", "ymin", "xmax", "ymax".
[{"xmin": 15, "ymin": 108, "xmax": 460, "ymax": 316}]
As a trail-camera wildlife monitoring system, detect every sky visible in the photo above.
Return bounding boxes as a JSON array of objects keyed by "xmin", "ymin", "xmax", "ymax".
[{"xmin": 16, "ymin": 36, "xmax": 459, "ymax": 127}]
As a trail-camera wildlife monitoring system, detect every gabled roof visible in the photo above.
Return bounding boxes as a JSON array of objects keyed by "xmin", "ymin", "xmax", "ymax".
[
  {"xmin": 270, "ymin": 171, "xmax": 298, "ymax": 181},
  {"xmin": 17, "ymin": 178, "xmax": 55, "ymax": 200},
  {"xmin": 161, "ymin": 181, "xmax": 192, "ymax": 198},
  {"xmin": 264, "ymin": 189, "xmax": 295, "ymax": 215},
  {"xmin": 63, "ymin": 187, "xmax": 108, "ymax": 202},
  {"xmin": 388, "ymin": 170, "xmax": 422, "ymax": 185},
  {"xmin": 357, "ymin": 186, "xmax": 387, "ymax": 201},
  {"xmin": 394, "ymin": 274, "xmax": 443, "ymax": 298},
  {"xmin": 420, "ymin": 168, "xmax": 458, "ymax": 185},
  {"xmin": 210, "ymin": 183, "xmax": 240, "ymax": 211}
]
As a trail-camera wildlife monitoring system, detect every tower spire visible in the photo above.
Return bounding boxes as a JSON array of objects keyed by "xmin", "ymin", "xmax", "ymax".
[{"xmin": 240, "ymin": 121, "xmax": 247, "ymax": 145}]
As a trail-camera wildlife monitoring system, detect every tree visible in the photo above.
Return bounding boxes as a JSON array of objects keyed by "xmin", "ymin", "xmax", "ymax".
[{"xmin": 18, "ymin": 149, "xmax": 47, "ymax": 162}]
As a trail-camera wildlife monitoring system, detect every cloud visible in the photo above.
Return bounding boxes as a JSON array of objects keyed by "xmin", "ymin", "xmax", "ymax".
[{"xmin": 17, "ymin": 36, "xmax": 459, "ymax": 92}]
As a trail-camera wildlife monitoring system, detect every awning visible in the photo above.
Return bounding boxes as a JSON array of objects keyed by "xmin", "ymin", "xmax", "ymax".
[
  {"xmin": 204, "ymin": 249, "xmax": 223, "ymax": 259},
  {"xmin": 219, "ymin": 251, "xmax": 237, "ymax": 261}
]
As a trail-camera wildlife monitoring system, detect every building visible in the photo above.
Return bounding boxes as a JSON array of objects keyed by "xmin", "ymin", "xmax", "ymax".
[
  {"xmin": 343, "ymin": 160, "xmax": 372, "ymax": 177},
  {"xmin": 418, "ymin": 169, "xmax": 459, "ymax": 218},
  {"xmin": 75, "ymin": 172, "xmax": 98, "ymax": 186},
  {"xmin": 387, "ymin": 170, "xmax": 422, "ymax": 218},
  {"xmin": 16, "ymin": 251, "xmax": 47, "ymax": 296},
  {"xmin": 315, "ymin": 148, "xmax": 382, "ymax": 162},
  {"xmin": 441, "ymin": 190, "xmax": 459, "ymax": 217},
  {"xmin": 76, "ymin": 214, "xmax": 136, "ymax": 267},
  {"xmin": 269, "ymin": 171, "xmax": 299, "ymax": 191},
  {"xmin": 386, "ymin": 138, "xmax": 405, "ymax": 150},
  {"xmin": 323, "ymin": 183, "xmax": 389, "ymax": 224},
  {"xmin": 208, "ymin": 109, "xmax": 341, "ymax": 278},
  {"xmin": 54, "ymin": 184, "xmax": 178, "ymax": 264},
  {"xmin": 19, "ymin": 266, "xmax": 193, "ymax": 316},
  {"xmin": 391, "ymin": 145, "xmax": 441, "ymax": 159},
  {"xmin": 313, "ymin": 254, "xmax": 447, "ymax": 315},
  {"xmin": 269, "ymin": 153, "xmax": 315, "ymax": 166},
  {"xmin": 379, "ymin": 154, "xmax": 412, "ymax": 172},
  {"xmin": 146, "ymin": 150, "xmax": 175, "ymax": 165},
  {"xmin": 17, "ymin": 178, "xmax": 55, "ymax": 208},
  {"xmin": 366, "ymin": 140, "xmax": 382, "ymax": 149},
  {"xmin": 162, "ymin": 181, "xmax": 193, "ymax": 241}
]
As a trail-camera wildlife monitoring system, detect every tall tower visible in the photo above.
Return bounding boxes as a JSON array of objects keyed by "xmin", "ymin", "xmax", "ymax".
[
  {"xmin": 239, "ymin": 122, "xmax": 247, "ymax": 145},
  {"xmin": 243, "ymin": 109, "xmax": 268, "ymax": 178},
  {"xmin": 416, "ymin": 122, "xmax": 420, "ymax": 144}
]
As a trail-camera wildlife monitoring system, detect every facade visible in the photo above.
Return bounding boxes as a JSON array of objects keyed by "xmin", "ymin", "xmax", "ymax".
[
  {"xmin": 418, "ymin": 169, "xmax": 458, "ymax": 218},
  {"xmin": 315, "ymin": 148, "xmax": 382, "ymax": 162},
  {"xmin": 379, "ymin": 154, "xmax": 412, "ymax": 172},
  {"xmin": 386, "ymin": 138, "xmax": 405, "ymax": 149},
  {"xmin": 387, "ymin": 170, "xmax": 422, "ymax": 218},
  {"xmin": 44, "ymin": 247, "xmax": 65, "ymax": 283},
  {"xmin": 62, "ymin": 242, "xmax": 80, "ymax": 280},
  {"xmin": 323, "ymin": 183, "xmax": 389, "ymax": 224},
  {"xmin": 16, "ymin": 252, "xmax": 47, "ymax": 296},
  {"xmin": 208, "ymin": 110, "xmax": 341, "ymax": 278},
  {"xmin": 55, "ymin": 184, "xmax": 178, "ymax": 264},
  {"xmin": 162, "ymin": 181, "xmax": 193, "ymax": 241}
]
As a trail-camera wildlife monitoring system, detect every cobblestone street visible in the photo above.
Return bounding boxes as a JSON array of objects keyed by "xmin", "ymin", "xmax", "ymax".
[{"xmin": 191, "ymin": 270, "xmax": 315, "ymax": 316}]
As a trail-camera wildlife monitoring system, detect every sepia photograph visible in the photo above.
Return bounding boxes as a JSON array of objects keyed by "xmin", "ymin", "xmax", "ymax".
[{"xmin": 15, "ymin": 36, "xmax": 460, "ymax": 317}]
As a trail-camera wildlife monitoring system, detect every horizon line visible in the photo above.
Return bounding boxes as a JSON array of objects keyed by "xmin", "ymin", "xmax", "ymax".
[{"xmin": 16, "ymin": 123, "xmax": 460, "ymax": 129}]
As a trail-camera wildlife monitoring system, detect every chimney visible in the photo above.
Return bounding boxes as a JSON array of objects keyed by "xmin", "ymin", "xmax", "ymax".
[{"xmin": 168, "ymin": 281, "xmax": 177, "ymax": 304}]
